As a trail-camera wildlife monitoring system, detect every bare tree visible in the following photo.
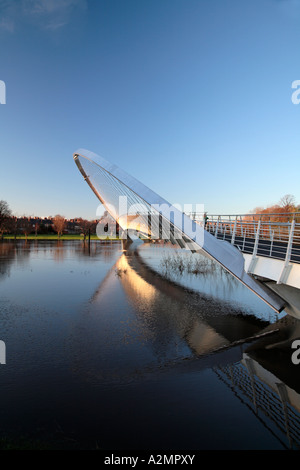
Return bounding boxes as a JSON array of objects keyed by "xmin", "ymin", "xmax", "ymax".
[
  {"xmin": 34, "ymin": 222, "xmax": 40, "ymax": 238},
  {"xmin": 5, "ymin": 216, "xmax": 19, "ymax": 240},
  {"xmin": 279, "ymin": 194, "xmax": 296, "ymax": 213},
  {"xmin": 19, "ymin": 217, "xmax": 33, "ymax": 241},
  {"xmin": 53, "ymin": 215, "xmax": 66, "ymax": 238},
  {"xmin": 248, "ymin": 195, "xmax": 298, "ymax": 223},
  {"xmin": 77, "ymin": 218, "xmax": 94, "ymax": 241},
  {"xmin": 0, "ymin": 200, "xmax": 11, "ymax": 222},
  {"xmin": 0, "ymin": 218, "xmax": 11, "ymax": 240},
  {"xmin": 0, "ymin": 200, "xmax": 11, "ymax": 239}
]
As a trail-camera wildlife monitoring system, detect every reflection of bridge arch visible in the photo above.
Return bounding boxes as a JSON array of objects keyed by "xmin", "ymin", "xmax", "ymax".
[
  {"xmin": 65, "ymin": 242, "xmax": 282, "ymax": 384},
  {"xmin": 89, "ymin": 244, "xmax": 276, "ymax": 358},
  {"xmin": 214, "ymin": 357, "xmax": 300, "ymax": 450},
  {"xmin": 214, "ymin": 315, "xmax": 300, "ymax": 450},
  {"xmin": 73, "ymin": 148, "xmax": 285, "ymax": 313},
  {"xmin": 90, "ymin": 251, "xmax": 232, "ymax": 358}
]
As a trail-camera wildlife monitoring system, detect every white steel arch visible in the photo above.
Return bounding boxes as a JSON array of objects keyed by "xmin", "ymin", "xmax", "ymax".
[{"xmin": 73, "ymin": 148, "xmax": 285, "ymax": 313}]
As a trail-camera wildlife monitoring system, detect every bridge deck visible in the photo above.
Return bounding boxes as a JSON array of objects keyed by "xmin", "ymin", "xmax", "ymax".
[
  {"xmin": 208, "ymin": 231, "xmax": 300, "ymax": 264},
  {"xmin": 188, "ymin": 212, "xmax": 300, "ymax": 267}
]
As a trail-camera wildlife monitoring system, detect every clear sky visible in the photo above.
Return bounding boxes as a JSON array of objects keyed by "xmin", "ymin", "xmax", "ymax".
[{"xmin": 0, "ymin": 0, "xmax": 300, "ymax": 220}]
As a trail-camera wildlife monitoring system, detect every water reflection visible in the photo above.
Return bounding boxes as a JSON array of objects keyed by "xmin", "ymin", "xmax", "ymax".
[
  {"xmin": 214, "ymin": 315, "xmax": 300, "ymax": 449},
  {"xmin": 0, "ymin": 240, "xmax": 119, "ymax": 270},
  {"xmin": 83, "ymin": 242, "xmax": 300, "ymax": 449},
  {"xmin": 73, "ymin": 239, "xmax": 120, "ymax": 260},
  {"xmin": 66, "ymin": 242, "xmax": 284, "ymax": 388},
  {"xmin": 121, "ymin": 250, "xmax": 272, "ymax": 355},
  {"xmin": 0, "ymin": 243, "xmax": 15, "ymax": 280},
  {"xmin": 0, "ymin": 242, "xmax": 31, "ymax": 280},
  {"xmin": 0, "ymin": 240, "xmax": 300, "ymax": 449},
  {"xmin": 137, "ymin": 243, "xmax": 284, "ymax": 322}
]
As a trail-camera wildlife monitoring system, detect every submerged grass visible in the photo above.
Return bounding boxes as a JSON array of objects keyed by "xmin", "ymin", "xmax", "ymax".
[{"xmin": 160, "ymin": 251, "xmax": 218, "ymax": 277}]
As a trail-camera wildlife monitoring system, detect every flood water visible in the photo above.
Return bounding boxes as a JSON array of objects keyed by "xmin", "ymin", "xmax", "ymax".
[{"xmin": 0, "ymin": 240, "xmax": 300, "ymax": 450}]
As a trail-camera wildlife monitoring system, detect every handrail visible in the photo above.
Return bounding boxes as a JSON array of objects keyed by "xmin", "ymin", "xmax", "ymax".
[
  {"xmin": 201, "ymin": 212, "xmax": 300, "ymax": 218},
  {"xmin": 187, "ymin": 212, "xmax": 300, "ymax": 265}
]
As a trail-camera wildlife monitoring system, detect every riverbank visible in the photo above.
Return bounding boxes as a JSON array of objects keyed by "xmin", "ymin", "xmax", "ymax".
[{"xmin": 2, "ymin": 234, "xmax": 119, "ymax": 241}]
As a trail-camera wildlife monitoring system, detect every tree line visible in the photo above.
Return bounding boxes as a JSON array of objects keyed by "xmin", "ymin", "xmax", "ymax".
[
  {"xmin": 0, "ymin": 200, "xmax": 99, "ymax": 240},
  {"xmin": 1, "ymin": 195, "xmax": 298, "ymax": 240},
  {"xmin": 247, "ymin": 194, "xmax": 300, "ymax": 222}
]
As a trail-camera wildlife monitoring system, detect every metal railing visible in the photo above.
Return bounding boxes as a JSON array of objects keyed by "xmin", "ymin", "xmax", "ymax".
[{"xmin": 188, "ymin": 212, "xmax": 300, "ymax": 265}]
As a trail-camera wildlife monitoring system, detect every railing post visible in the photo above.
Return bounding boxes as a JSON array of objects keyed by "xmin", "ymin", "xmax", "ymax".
[
  {"xmin": 203, "ymin": 213, "xmax": 298, "ymax": 282},
  {"xmin": 231, "ymin": 217, "xmax": 237, "ymax": 245},
  {"xmin": 270, "ymin": 230, "xmax": 274, "ymax": 258},
  {"xmin": 242, "ymin": 226, "xmax": 246, "ymax": 251},
  {"xmin": 254, "ymin": 219, "xmax": 260, "ymax": 255},
  {"xmin": 247, "ymin": 220, "xmax": 261, "ymax": 273},
  {"xmin": 277, "ymin": 220, "xmax": 295, "ymax": 284},
  {"xmin": 215, "ymin": 217, "xmax": 219, "ymax": 238}
]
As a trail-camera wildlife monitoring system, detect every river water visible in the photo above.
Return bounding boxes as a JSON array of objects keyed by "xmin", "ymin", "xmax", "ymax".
[{"xmin": 0, "ymin": 240, "xmax": 300, "ymax": 450}]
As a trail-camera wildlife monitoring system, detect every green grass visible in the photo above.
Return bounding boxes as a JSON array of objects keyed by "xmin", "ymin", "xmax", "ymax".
[{"xmin": 3, "ymin": 234, "xmax": 120, "ymax": 241}]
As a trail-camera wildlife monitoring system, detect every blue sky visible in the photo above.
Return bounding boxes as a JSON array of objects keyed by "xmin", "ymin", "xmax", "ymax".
[{"xmin": 0, "ymin": 0, "xmax": 300, "ymax": 219}]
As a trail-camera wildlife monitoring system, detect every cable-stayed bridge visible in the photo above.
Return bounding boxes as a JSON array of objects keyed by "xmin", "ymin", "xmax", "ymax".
[{"xmin": 73, "ymin": 148, "xmax": 300, "ymax": 316}]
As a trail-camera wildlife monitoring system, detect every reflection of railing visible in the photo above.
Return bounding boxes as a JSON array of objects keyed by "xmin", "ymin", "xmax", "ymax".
[
  {"xmin": 188, "ymin": 213, "xmax": 300, "ymax": 264},
  {"xmin": 214, "ymin": 361, "xmax": 300, "ymax": 449}
]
